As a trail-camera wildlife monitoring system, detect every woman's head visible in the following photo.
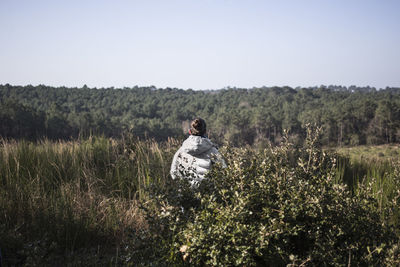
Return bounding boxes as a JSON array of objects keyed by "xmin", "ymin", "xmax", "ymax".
[{"xmin": 190, "ymin": 118, "xmax": 207, "ymax": 136}]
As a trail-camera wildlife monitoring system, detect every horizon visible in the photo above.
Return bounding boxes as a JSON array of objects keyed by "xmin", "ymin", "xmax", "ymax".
[
  {"xmin": 2, "ymin": 83, "xmax": 397, "ymax": 91},
  {"xmin": 1, "ymin": 0, "xmax": 399, "ymax": 90}
]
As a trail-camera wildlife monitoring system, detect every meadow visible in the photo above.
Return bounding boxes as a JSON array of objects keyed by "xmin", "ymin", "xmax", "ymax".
[
  {"xmin": 0, "ymin": 136, "xmax": 178, "ymax": 265},
  {"xmin": 1, "ymin": 132, "xmax": 400, "ymax": 266}
]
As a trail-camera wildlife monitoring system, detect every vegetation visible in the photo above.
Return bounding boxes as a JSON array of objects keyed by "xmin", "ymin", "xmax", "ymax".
[
  {"xmin": 2, "ymin": 84, "xmax": 400, "ymax": 265},
  {"xmin": 1, "ymin": 130, "xmax": 400, "ymax": 265},
  {"xmin": 1, "ymin": 84, "xmax": 400, "ymax": 146},
  {"xmin": 335, "ymin": 145, "xmax": 400, "ymax": 213},
  {"xmin": 337, "ymin": 144, "xmax": 400, "ymax": 162},
  {"xmin": 0, "ymin": 136, "xmax": 177, "ymax": 265},
  {"xmin": 145, "ymin": 128, "xmax": 400, "ymax": 266}
]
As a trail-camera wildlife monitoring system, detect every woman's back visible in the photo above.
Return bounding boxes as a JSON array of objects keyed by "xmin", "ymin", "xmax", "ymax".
[{"xmin": 170, "ymin": 118, "xmax": 225, "ymax": 187}]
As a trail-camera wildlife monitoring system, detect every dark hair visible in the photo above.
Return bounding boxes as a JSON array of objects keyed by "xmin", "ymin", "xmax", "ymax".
[{"xmin": 190, "ymin": 118, "xmax": 207, "ymax": 136}]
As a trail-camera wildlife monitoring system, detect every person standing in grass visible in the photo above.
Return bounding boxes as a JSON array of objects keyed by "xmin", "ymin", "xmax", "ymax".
[{"xmin": 170, "ymin": 118, "xmax": 225, "ymax": 187}]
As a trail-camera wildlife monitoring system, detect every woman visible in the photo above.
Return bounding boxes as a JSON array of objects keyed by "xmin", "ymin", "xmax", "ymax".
[{"xmin": 170, "ymin": 118, "xmax": 225, "ymax": 187}]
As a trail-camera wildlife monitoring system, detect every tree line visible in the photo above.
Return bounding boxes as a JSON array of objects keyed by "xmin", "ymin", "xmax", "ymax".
[{"xmin": 1, "ymin": 84, "xmax": 399, "ymax": 146}]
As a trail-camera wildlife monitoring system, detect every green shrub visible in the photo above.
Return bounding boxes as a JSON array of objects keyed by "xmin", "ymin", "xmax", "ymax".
[{"xmin": 146, "ymin": 128, "xmax": 398, "ymax": 266}]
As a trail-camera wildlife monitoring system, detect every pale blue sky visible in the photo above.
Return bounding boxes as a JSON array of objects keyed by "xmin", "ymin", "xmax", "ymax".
[{"xmin": 0, "ymin": 0, "xmax": 399, "ymax": 90}]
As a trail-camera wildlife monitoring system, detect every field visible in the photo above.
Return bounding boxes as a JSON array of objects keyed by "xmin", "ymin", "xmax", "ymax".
[
  {"xmin": 1, "ymin": 134, "xmax": 400, "ymax": 266},
  {"xmin": 336, "ymin": 144, "xmax": 400, "ymax": 162}
]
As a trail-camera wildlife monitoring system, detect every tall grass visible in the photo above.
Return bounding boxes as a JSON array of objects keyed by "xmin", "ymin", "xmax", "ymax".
[
  {"xmin": 0, "ymin": 136, "xmax": 179, "ymax": 265},
  {"xmin": 335, "ymin": 153, "xmax": 400, "ymax": 215}
]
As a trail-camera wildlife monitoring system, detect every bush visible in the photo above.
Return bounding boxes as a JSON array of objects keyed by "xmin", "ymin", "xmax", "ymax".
[{"xmin": 145, "ymin": 128, "xmax": 398, "ymax": 266}]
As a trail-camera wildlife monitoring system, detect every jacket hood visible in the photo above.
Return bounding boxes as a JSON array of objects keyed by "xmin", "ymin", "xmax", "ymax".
[{"xmin": 180, "ymin": 135, "xmax": 214, "ymax": 156}]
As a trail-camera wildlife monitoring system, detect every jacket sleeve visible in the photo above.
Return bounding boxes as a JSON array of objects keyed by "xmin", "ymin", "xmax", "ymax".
[
  {"xmin": 170, "ymin": 149, "xmax": 181, "ymax": 180},
  {"xmin": 210, "ymin": 147, "xmax": 227, "ymax": 168}
]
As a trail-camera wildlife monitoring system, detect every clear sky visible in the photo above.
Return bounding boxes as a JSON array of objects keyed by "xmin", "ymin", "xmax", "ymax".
[{"xmin": 0, "ymin": 0, "xmax": 399, "ymax": 90}]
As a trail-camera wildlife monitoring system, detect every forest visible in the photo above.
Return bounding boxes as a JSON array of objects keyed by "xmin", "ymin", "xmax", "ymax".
[{"xmin": 1, "ymin": 84, "xmax": 400, "ymax": 146}]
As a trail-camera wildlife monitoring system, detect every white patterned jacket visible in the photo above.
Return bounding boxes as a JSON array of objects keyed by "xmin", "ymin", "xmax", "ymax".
[{"xmin": 170, "ymin": 135, "xmax": 225, "ymax": 187}]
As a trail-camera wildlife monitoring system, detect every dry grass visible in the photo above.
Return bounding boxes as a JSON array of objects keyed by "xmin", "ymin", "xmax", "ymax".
[
  {"xmin": 0, "ymin": 136, "xmax": 180, "ymax": 265},
  {"xmin": 336, "ymin": 144, "xmax": 400, "ymax": 163}
]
